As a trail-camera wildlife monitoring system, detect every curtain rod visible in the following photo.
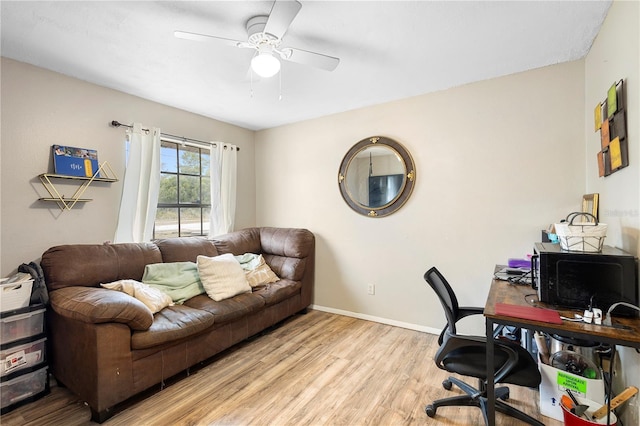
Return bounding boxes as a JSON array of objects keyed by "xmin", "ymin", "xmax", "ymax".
[{"xmin": 110, "ymin": 120, "xmax": 239, "ymax": 151}]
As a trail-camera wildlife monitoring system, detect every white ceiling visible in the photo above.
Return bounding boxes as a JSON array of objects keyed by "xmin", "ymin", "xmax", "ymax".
[{"xmin": 1, "ymin": 1, "xmax": 611, "ymax": 131}]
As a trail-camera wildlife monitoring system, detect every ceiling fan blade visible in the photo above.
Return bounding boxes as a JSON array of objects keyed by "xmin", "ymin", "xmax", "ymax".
[
  {"xmin": 283, "ymin": 47, "xmax": 340, "ymax": 71},
  {"xmin": 263, "ymin": 0, "xmax": 301, "ymax": 40},
  {"xmin": 174, "ymin": 30, "xmax": 246, "ymax": 48}
]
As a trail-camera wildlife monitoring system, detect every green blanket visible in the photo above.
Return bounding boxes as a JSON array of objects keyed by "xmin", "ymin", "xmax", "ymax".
[
  {"xmin": 142, "ymin": 262, "xmax": 204, "ymax": 304},
  {"xmin": 234, "ymin": 253, "xmax": 262, "ymax": 271}
]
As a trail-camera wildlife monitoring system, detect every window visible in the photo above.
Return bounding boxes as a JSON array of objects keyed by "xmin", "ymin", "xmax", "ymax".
[{"xmin": 154, "ymin": 139, "xmax": 211, "ymax": 238}]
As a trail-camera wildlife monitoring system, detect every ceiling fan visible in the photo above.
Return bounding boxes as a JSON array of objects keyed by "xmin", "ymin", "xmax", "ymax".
[{"xmin": 175, "ymin": 0, "xmax": 340, "ymax": 79}]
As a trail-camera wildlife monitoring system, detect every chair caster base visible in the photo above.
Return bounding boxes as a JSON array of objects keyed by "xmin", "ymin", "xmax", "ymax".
[{"xmin": 425, "ymin": 404, "xmax": 436, "ymax": 418}]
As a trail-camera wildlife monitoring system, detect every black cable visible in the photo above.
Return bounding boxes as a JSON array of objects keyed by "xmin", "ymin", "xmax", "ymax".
[
  {"xmin": 493, "ymin": 270, "xmax": 532, "ymax": 286},
  {"xmin": 510, "ymin": 270, "xmax": 532, "ymax": 285}
]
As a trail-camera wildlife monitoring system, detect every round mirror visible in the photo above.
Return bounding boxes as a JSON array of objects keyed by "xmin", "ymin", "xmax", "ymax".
[{"xmin": 338, "ymin": 136, "xmax": 416, "ymax": 217}]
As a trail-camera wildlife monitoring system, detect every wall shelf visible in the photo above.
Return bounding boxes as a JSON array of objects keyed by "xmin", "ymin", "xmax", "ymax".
[{"xmin": 38, "ymin": 162, "xmax": 118, "ymax": 211}]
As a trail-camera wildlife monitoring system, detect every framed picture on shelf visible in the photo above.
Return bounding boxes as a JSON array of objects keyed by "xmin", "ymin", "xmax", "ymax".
[
  {"xmin": 52, "ymin": 145, "xmax": 100, "ymax": 178},
  {"xmin": 582, "ymin": 193, "xmax": 599, "ymax": 221}
]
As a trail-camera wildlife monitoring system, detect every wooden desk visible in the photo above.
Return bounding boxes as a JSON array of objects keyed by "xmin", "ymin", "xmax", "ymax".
[{"xmin": 483, "ymin": 274, "xmax": 640, "ymax": 425}]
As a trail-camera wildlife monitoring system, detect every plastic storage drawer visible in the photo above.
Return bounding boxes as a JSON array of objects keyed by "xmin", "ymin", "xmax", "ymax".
[
  {"xmin": 0, "ymin": 366, "xmax": 48, "ymax": 411},
  {"xmin": 0, "ymin": 306, "xmax": 45, "ymax": 345},
  {"xmin": 1, "ymin": 336, "xmax": 46, "ymax": 377}
]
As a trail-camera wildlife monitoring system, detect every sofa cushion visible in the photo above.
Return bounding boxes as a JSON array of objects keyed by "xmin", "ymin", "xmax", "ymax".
[
  {"xmin": 131, "ymin": 305, "xmax": 215, "ymax": 350},
  {"xmin": 213, "ymin": 228, "xmax": 313, "ymax": 282},
  {"xmin": 253, "ymin": 279, "xmax": 301, "ymax": 306},
  {"xmin": 263, "ymin": 255, "xmax": 306, "ymax": 282},
  {"xmin": 42, "ymin": 242, "xmax": 162, "ymax": 291},
  {"xmin": 155, "ymin": 237, "xmax": 219, "ymax": 263},
  {"xmin": 259, "ymin": 227, "xmax": 314, "ymax": 259},
  {"xmin": 211, "ymin": 227, "xmax": 261, "ymax": 255},
  {"xmin": 183, "ymin": 292, "xmax": 265, "ymax": 324},
  {"xmin": 50, "ymin": 286, "xmax": 154, "ymax": 330},
  {"xmin": 197, "ymin": 254, "xmax": 251, "ymax": 301}
]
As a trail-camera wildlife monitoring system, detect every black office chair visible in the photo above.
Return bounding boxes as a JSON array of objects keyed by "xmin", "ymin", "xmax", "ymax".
[{"xmin": 424, "ymin": 267, "xmax": 544, "ymax": 426}]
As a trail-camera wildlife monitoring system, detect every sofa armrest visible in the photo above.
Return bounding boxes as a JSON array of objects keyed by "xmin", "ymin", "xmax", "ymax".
[{"xmin": 49, "ymin": 287, "xmax": 153, "ymax": 331}]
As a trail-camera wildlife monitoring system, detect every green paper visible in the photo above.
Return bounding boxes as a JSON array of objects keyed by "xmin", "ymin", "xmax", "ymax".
[
  {"xmin": 556, "ymin": 370, "xmax": 587, "ymax": 394},
  {"xmin": 607, "ymin": 83, "xmax": 617, "ymax": 117}
]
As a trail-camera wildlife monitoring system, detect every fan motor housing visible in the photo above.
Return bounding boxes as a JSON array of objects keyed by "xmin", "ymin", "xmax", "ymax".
[{"xmin": 246, "ymin": 15, "xmax": 277, "ymax": 44}]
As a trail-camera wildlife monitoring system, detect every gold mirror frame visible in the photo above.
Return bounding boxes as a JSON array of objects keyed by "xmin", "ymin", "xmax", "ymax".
[{"xmin": 338, "ymin": 136, "xmax": 416, "ymax": 217}]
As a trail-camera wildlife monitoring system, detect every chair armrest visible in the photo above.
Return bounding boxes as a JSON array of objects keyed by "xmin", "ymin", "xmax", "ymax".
[
  {"xmin": 49, "ymin": 286, "xmax": 153, "ymax": 331},
  {"xmin": 437, "ymin": 306, "xmax": 484, "ymax": 345},
  {"xmin": 491, "ymin": 340, "xmax": 520, "ymax": 384},
  {"xmin": 457, "ymin": 306, "xmax": 484, "ymax": 319},
  {"xmin": 456, "ymin": 306, "xmax": 504, "ymax": 344},
  {"xmin": 458, "ymin": 306, "xmax": 507, "ymax": 339}
]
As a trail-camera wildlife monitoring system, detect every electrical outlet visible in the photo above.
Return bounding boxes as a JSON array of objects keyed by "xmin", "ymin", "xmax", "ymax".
[{"xmin": 367, "ymin": 283, "xmax": 375, "ymax": 295}]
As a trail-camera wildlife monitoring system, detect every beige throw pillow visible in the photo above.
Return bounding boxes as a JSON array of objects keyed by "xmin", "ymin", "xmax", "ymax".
[
  {"xmin": 234, "ymin": 253, "xmax": 280, "ymax": 287},
  {"xmin": 246, "ymin": 256, "xmax": 279, "ymax": 287},
  {"xmin": 197, "ymin": 253, "xmax": 251, "ymax": 302},
  {"xmin": 101, "ymin": 279, "xmax": 174, "ymax": 314}
]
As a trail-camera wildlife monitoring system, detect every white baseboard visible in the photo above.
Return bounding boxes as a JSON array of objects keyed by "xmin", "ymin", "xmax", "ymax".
[{"xmin": 310, "ymin": 304, "xmax": 441, "ymax": 336}]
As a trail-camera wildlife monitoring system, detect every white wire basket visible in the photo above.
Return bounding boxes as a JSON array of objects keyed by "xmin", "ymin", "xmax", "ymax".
[{"xmin": 554, "ymin": 212, "xmax": 607, "ymax": 252}]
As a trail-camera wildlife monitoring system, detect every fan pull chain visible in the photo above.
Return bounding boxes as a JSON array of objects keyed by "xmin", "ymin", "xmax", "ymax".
[
  {"xmin": 278, "ymin": 68, "xmax": 282, "ymax": 101},
  {"xmin": 250, "ymin": 69, "xmax": 254, "ymax": 98}
]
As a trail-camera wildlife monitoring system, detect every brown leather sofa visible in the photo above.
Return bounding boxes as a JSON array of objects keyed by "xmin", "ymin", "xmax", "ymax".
[{"xmin": 40, "ymin": 227, "xmax": 315, "ymax": 423}]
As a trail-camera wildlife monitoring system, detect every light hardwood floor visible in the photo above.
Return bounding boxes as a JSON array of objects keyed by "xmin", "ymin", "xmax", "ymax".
[{"xmin": 2, "ymin": 310, "xmax": 561, "ymax": 425}]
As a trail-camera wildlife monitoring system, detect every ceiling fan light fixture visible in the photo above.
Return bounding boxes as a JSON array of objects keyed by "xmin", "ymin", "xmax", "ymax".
[{"xmin": 251, "ymin": 51, "xmax": 281, "ymax": 78}]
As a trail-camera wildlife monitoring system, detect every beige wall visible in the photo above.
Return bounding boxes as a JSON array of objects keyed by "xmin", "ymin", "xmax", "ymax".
[
  {"xmin": 255, "ymin": 60, "xmax": 586, "ymax": 333},
  {"xmin": 0, "ymin": 58, "xmax": 256, "ymax": 274},
  {"xmin": 585, "ymin": 1, "xmax": 640, "ymax": 424}
]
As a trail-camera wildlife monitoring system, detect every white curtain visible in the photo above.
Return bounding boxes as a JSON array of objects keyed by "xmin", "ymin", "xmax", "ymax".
[
  {"xmin": 114, "ymin": 123, "xmax": 161, "ymax": 243},
  {"xmin": 208, "ymin": 142, "xmax": 237, "ymax": 237}
]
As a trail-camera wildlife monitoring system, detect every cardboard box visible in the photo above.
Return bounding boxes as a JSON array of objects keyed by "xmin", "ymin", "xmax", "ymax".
[{"xmin": 538, "ymin": 357, "xmax": 604, "ymax": 421}]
